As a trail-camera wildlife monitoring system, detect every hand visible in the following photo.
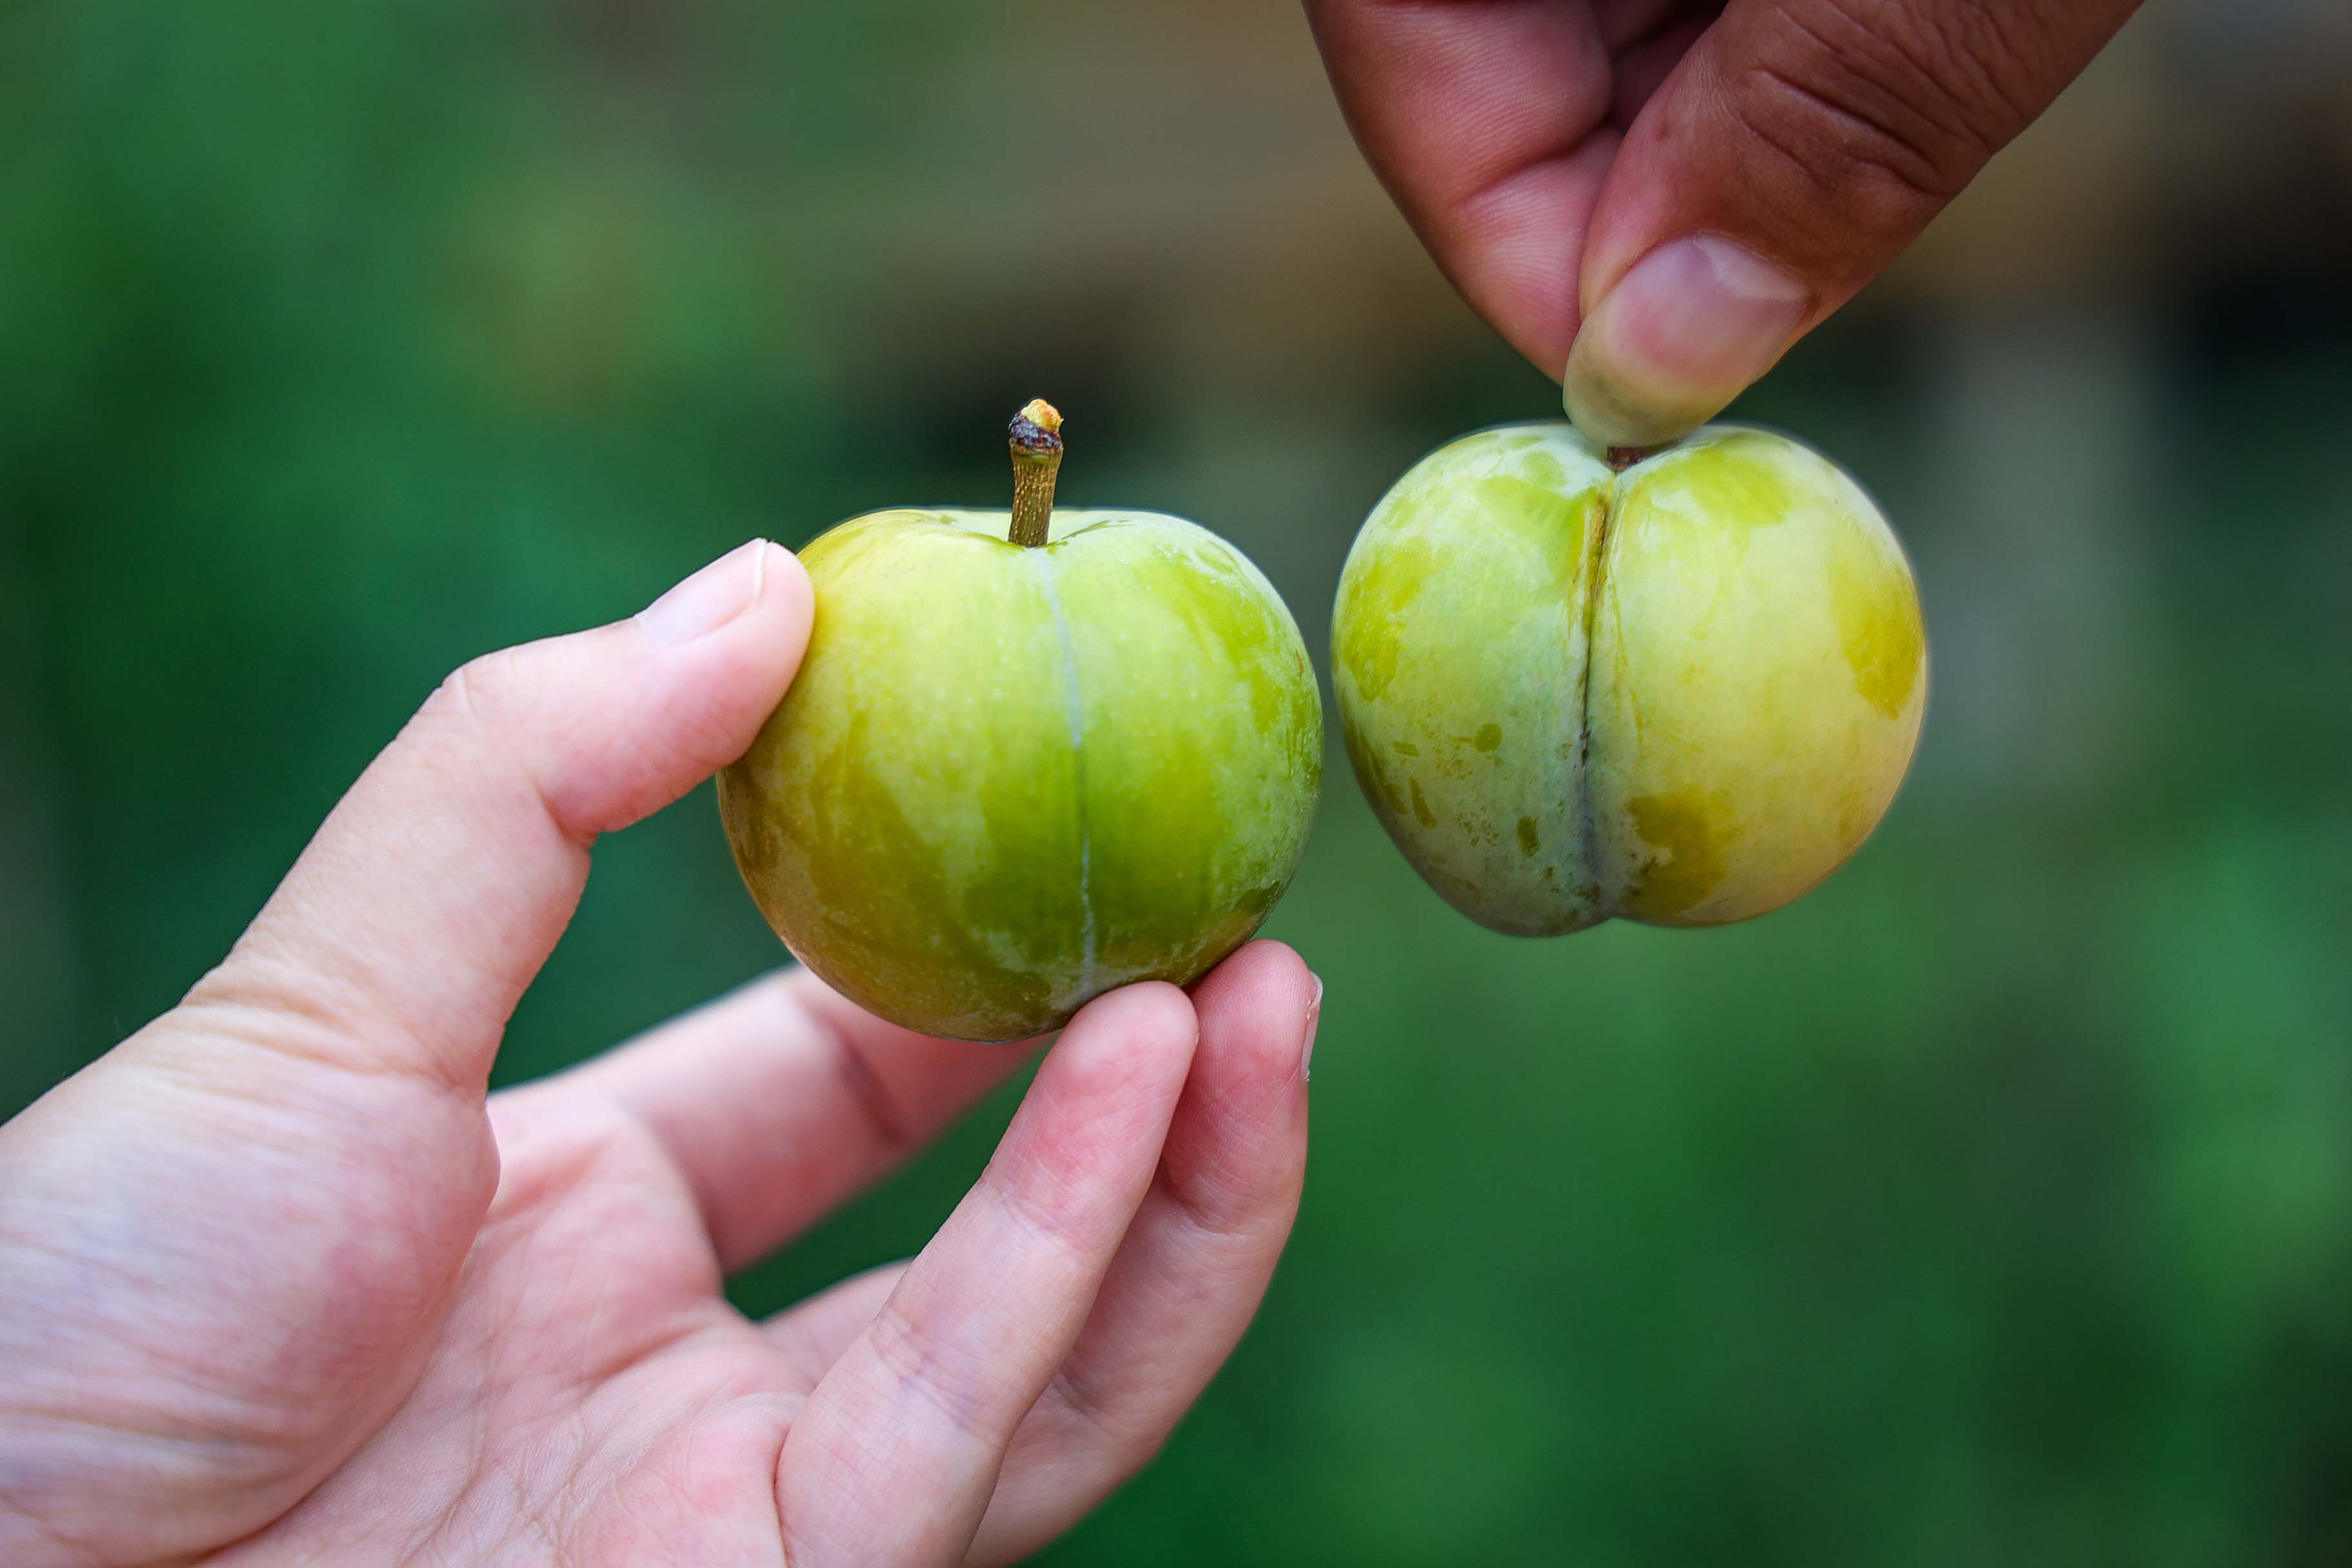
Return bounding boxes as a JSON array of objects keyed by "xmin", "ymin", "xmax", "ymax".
[
  {"xmin": 0, "ymin": 541, "xmax": 1321, "ymax": 1565},
  {"xmin": 1305, "ymin": 0, "xmax": 2142, "ymax": 445}
]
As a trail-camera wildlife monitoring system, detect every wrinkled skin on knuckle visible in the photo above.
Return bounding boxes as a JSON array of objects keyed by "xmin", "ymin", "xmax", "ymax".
[
  {"xmin": 1776, "ymin": 0, "xmax": 2053, "ymax": 155},
  {"xmin": 1712, "ymin": 0, "xmax": 2073, "ymax": 270},
  {"xmin": 408, "ymin": 645, "xmax": 603, "ymax": 845},
  {"xmin": 1728, "ymin": 57, "xmax": 1968, "ymax": 213},
  {"xmin": 425, "ymin": 647, "xmax": 524, "ymax": 738}
]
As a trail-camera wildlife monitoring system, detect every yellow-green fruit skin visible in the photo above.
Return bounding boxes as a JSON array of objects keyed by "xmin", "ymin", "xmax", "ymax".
[
  {"xmin": 1332, "ymin": 423, "xmax": 1926, "ymax": 936},
  {"xmin": 721, "ymin": 508, "xmax": 1322, "ymax": 1042}
]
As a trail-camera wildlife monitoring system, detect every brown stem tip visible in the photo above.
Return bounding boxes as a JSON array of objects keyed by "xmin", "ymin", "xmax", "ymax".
[
  {"xmin": 1012, "ymin": 398, "xmax": 1063, "ymax": 446},
  {"xmin": 1008, "ymin": 398, "xmax": 1065, "ymax": 548},
  {"xmin": 1605, "ymin": 446, "xmax": 1649, "ymax": 472}
]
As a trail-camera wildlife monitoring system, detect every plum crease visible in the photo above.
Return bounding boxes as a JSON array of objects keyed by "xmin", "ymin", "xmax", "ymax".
[
  {"xmin": 1028, "ymin": 547, "xmax": 1099, "ymax": 1005},
  {"xmin": 1570, "ymin": 469, "xmax": 1617, "ymax": 921}
]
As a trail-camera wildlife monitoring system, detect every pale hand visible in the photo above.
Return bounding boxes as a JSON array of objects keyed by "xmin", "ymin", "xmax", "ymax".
[{"xmin": 0, "ymin": 540, "xmax": 1320, "ymax": 1566}]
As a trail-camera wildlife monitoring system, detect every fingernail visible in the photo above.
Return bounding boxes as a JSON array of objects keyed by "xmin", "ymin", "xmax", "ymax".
[
  {"xmin": 638, "ymin": 540, "xmax": 773, "ymax": 647},
  {"xmin": 1300, "ymin": 974, "xmax": 1323, "ymax": 1083},
  {"xmin": 1563, "ymin": 236, "xmax": 1810, "ymax": 449}
]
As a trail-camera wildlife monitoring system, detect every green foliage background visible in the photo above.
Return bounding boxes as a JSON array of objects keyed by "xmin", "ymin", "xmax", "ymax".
[{"xmin": 5, "ymin": 2, "xmax": 2351, "ymax": 1560}]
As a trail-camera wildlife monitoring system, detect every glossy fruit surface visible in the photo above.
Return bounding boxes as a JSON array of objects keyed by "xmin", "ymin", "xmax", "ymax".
[
  {"xmin": 722, "ymin": 505, "xmax": 1321, "ymax": 1041},
  {"xmin": 1332, "ymin": 422, "xmax": 1926, "ymax": 936}
]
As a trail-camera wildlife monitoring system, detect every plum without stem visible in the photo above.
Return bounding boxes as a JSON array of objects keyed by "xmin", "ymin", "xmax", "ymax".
[
  {"xmin": 722, "ymin": 402, "xmax": 1322, "ymax": 1041},
  {"xmin": 1332, "ymin": 422, "xmax": 1926, "ymax": 936}
]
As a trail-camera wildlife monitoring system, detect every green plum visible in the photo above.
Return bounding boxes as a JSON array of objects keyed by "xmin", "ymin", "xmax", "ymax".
[
  {"xmin": 1332, "ymin": 422, "xmax": 1926, "ymax": 936},
  {"xmin": 721, "ymin": 402, "xmax": 1322, "ymax": 1041}
]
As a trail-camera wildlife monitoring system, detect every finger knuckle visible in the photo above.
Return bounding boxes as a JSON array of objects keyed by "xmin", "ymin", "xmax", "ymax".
[
  {"xmin": 1732, "ymin": 70, "xmax": 1948, "ymax": 217},
  {"xmin": 990, "ymin": 1164, "xmax": 1106, "ymax": 1268},
  {"xmin": 413, "ymin": 647, "xmax": 587, "ymax": 843},
  {"xmin": 867, "ymin": 1303, "xmax": 1000, "ymax": 1446},
  {"xmin": 1740, "ymin": 0, "xmax": 2047, "ymax": 211},
  {"xmin": 1881, "ymin": 3, "xmax": 2049, "ymax": 143},
  {"xmin": 1043, "ymin": 1364, "xmax": 1168, "ymax": 1479},
  {"xmin": 662, "ymin": 687, "xmax": 758, "ymax": 781},
  {"xmin": 422, "ymin": 647, "xmax": 528, "ymax": 738},
  {"xmin": 1159, "ymin": 1123, "xmax": 1286, "ymax": 1237}
]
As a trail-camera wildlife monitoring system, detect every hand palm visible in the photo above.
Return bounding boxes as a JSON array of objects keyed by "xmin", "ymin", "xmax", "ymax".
[{"xmin": 243, "ymin": 1092, "xmax": 819, "ymax": 1562}]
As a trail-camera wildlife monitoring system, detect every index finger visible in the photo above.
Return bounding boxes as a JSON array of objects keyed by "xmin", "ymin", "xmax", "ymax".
[{"xmin": 1304, "ymin": 0, "xmax": 1620, "ymax": 373}]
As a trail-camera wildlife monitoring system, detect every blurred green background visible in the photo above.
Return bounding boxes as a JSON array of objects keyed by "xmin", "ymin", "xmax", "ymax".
[{"xmin": 6, "ymin": 1, "xmax": 2352, "ymax": 1560}]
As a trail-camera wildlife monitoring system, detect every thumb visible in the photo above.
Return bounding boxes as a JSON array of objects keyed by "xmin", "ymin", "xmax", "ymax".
[
  {"xmin": 190, "ymin": 536, "xmax": 812, "ymax": 1090},
  {"xmin": 1563, "ymin": 0, "xmax": 2141, "ymax": 447},
  {"xmin": 0, "ymin": 539, "xmax": 812, "ymax": 1565}
]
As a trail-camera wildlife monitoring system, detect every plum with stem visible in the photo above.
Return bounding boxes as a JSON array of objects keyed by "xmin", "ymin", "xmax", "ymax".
[{"xmin": 722, "ymin": 402, "xmax": 1322, "ymax": 1041}]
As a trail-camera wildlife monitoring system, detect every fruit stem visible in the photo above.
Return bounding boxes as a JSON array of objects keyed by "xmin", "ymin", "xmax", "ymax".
[
  {"xmin": 1605, "ymin": 446, "xmax": 1650, "ymax": 473},
  {"xmin": 1008, "ymin": 399, "xmax": 1064, "ymax": 548}
]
